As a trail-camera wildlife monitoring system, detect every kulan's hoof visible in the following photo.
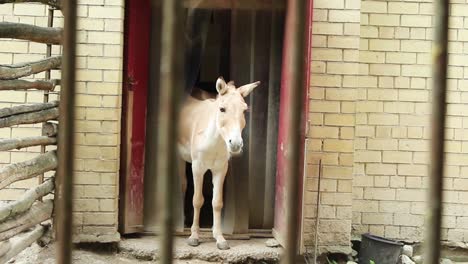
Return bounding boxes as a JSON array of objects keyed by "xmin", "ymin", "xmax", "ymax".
[
  {"xmin": 187, "ymin": 237, "xmax": 199, "ymax": 247},
  {"xmin": 216, "ymin": 241, "xmax": 230, "ymax": 250}
]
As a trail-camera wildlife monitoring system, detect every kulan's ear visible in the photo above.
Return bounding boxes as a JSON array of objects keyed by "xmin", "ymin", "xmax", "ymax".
[
  {"xmin": 216, "ymin": 77, "xmax": 228, "ymax": 95},
  {"xmin": 238, "ymin": 81, "xmax": 260, "ymax": 97}
]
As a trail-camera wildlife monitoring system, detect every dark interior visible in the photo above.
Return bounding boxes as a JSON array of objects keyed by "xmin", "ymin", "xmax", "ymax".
[
  {"xmin": 142, "ymin": 4, "xmax": 284, "ymax": 233},
  {"xmin": 183, "ymin": 10, "xmax": 231, "ymax": 228}
]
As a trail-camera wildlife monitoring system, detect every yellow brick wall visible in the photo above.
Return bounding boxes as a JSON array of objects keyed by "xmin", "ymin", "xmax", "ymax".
[
  {"xmin": 0, "ymin": 1, "xmax": 123, "ymax": 242},
  {"xmin": 353, "ymin": 0, "xmax": 468, "ymax": 244},
  {"xmin": 303, "ymin": 0, "xmax": 359, "ymax": 254},
  {"xmin": 304, "ymin": 0, "xmax": 468, "ymax": 254}
]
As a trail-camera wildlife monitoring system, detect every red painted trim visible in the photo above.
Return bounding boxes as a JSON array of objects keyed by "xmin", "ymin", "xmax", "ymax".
[
  {"xmin": 297, "ymin": 0, "xmax": 313, "ymax": 250},
  {"xmin": 119, "ymin": 0, "xmax": 151, "ymax": 233},
  {"xmin": 296, "ymin": 0, "xmax": 313, "ymax": 248}
]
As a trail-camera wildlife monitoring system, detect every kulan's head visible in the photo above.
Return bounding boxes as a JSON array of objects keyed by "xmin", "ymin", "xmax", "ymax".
[{"xmin": 214, "ymin": 77, "xmax": 260, "ymax": 156}]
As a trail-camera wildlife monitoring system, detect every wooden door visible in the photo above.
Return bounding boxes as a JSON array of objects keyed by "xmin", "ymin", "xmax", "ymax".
[
  {"xmin": 119, "ymin": 0, "xmax": 151, "ymax": 234},
  {"xmin": 272, "ymin": 0, "xmax": 312, "ymax": 247},
  {"xmin": 223, "ymin": 7, "xmax": 284, "ymax": 233}
]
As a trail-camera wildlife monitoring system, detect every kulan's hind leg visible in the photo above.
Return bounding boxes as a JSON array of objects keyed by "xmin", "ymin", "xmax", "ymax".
[
  {"xmin": 175, "ymin": 158, "xmax": 187, "ymax": 232},
  {"xmin": 188, "ymin": 161, "xmax": 205, "ymax": 247}
]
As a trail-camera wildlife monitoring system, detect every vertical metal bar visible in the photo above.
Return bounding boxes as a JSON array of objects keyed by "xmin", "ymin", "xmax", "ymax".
[
  {"xmin": 39, "ymin": 7, "xmax": 54, "ymax": 188},
  {"xmin": 424, "ymin": 0, "xmax": 449, "ymax": 262},
  {"xmin": 56, "ymin": 0, "xmax": 77, "ymax": 263},
  {"xmin": 153, "ymin": 0, "xmax": 184, "ymax": 262},
  {"xmin": 313, "ymin": 160, "xmax": 322, "ymax": 264},
  {"xmin": 281, "ymin": 0, "xmax": 306, "ymax": 263}
]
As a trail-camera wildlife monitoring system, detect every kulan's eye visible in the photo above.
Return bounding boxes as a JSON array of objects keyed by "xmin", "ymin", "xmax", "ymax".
[{"xmin": 220, "ymin": 107, "xmax": 226, "ymax": 113}]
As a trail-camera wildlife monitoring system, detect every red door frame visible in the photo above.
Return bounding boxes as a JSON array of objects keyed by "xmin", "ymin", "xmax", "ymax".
[
  {"xmin": 273, "ymin": 0, "xmax": 313, "ymax": 250},
  {"xmin": 119, "ymin": 0, "xmax": 313, "ymax": 237},
  {"xmin": 119, "ymin": 0, "xmax": 151, "ymax": 233}
]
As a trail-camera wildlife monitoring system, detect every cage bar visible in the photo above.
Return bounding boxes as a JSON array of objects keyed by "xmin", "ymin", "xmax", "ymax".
[
  {"xmin": 39, "ymin": 7, "xmax": 54, "ymax": 188},
  {"xmin": 55, "ymin": 0, "xmax": 77, "ymax": 263},
  {"xmin": 424, "ymin": 0, "xmax": 449, "ymax": 262},
  {"xmin": 152, "ymin": 0, "xmax": 184, "ymax": 263},
  {"xmin": 281, "ymin": 0, "xmax": 307, "ymax": 263}
]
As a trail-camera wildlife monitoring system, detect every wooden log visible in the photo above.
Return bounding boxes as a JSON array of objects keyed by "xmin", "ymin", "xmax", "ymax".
[
  {"xmin": 0, "ymin": 136, "xmax": 56, "ymax": 151},
  {"xmin": 0, "ymin": 0, "xmax": 61, "ymax": 9},
  {"xmin": 0, "ymin": 22, "xmax": 62, "ymax": 45},
  {"xmin": 0, "ymin": 101, "xmax": 58, "ymax": 119},
  {"xmin": 0, "ymin": 56, "xmax": 61, "ymax": 80},
  {"xmin": 42, "ymin": 122, "xmax": 58, "ymax": 137},
  {"xmin": 0, "ymin": 200, "xmax": 52, "ymax": 241},
  {"xmin": 0, "ymin": 107, "xmax": 58, "ymax": 128},
  {"xmin": 0, "ymin": 79, "xmax": 59, "ymax": 91},
  {"xmin": 0, "ymin": 180, "xmax": 54, "ymax": 222},
  {"xmin": 0, "ymin": 151, "xmax": 57, "ymax": 190},
  {"xmin": 0, "ymin": 225, "xmax": 46, "ymax": 263},
  {"xmin": 36, "ymin": 221, "xmax": 52, "ymax": 247},
  {"xmin": 0, "ymin": 240, "xmax": 11, "ymax": 257}
]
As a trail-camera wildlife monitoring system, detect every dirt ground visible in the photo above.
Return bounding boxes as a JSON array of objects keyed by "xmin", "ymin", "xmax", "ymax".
[{"xmin": 10, "ymin": 237, "xmax": 282, "ymax": 264}]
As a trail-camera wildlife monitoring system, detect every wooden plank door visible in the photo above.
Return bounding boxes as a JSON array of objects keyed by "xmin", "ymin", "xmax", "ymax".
[
  {"xmin": 119, "ymin": 0, "xmax": 151, "ymax": 234},
  {"xmin": 222, "ymin": 9, "xmax": 253, "ymax": 234},
  {"xmin": 248, "ymin": 10, "xmax": 272, "ymax": 229},
  {"xmin": 273, "ymin": 0, "xmax": 312, "ymax": 247}
]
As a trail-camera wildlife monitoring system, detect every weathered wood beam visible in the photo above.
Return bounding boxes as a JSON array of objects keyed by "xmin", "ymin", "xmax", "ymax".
[
  {"xmin": 37, "ymin": 221, "xmax": 52, "ymax": 247},
  {"xmin": 0, "ymin": 240, "xmax": 11, "ymax": 257},
  {"xmin": 0, "ymin": 136, "xmax": 56, "ymax": 151},
  {"xmin": 42, "ymin": 122, "xmax": 58, "ymax": 137},
  {"xmin": 0, "ymin": 101, "xmax": 58, "ymax": 119},
  {"xmin": 0, "ymin": 56, "xmax": 61, "ymax": 80},
  {"xmin": 0, "ymin": 0, "xmax": 61, "ymax": 9},
  {"xmin": 0, "ymin": 151, "xmax": 57, "ymax": 190},
  {"xmin": 0, "ymin": 200, "xmax": 52, "ymax": 241},
  {"xmin": 0, "ymin": 225, "xmax": 46, "ymax": 263},
  {"xmin": 0, "ymin": 107, "xmax": 58, "ymax": 128},
  {"xmin": 0, "ymin": 180, "xmax": 54, "ymax": 222},
  {"xmin": 0, "ymin": 22, "xmax": 62, "ymax": 44},
  {"xmin": 0, "ymin": 79, "xmax": 59, "ymax": 91},
  {"xmin": 182, "ymin": 0, "xmax": 285, "ymax": 9}
]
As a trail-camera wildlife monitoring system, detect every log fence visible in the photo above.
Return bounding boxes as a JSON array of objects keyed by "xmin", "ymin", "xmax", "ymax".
[{"xmin": 0, "ymin": 0, "xmax": 62, "ymax": 262}]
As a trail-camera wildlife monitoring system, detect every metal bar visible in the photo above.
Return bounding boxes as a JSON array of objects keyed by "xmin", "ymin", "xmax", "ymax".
[
  {"xmin": 153, "ymin": 0, "xmax": 184, "ymax": 262},
  {"xmin": 39, "ymin": 7, "xmax": 54, "ymax": 188},
  {"xmin": 281, "ymin": 0, "xmax": 306, "ymax": 263},
  {"xmin": 313, "ymin": 160, "xmax": 322, "ymax": 264},
  {"xmin": 424, "ymin": 0, "xmax": 449, "ymax": 262},
  {"xmin": 55, "ymin": 0, "xmax": 77, "ymax": 263}
]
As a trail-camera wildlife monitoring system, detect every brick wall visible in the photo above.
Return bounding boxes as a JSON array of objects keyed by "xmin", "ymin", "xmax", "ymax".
[
  {"xmin": 303, "ymin": 0, "xmax": 468, "ymax": 254},
  {"xmin": 302, "ymin": 0, "xmax": 360, "ymax": 254},
  {"xmin": 352, "ymin": 0, "xmax": 468, "ymax": 244},
  {"xmin": 0, "ymin": 1, "xmax": 124, "ymax": 242}
]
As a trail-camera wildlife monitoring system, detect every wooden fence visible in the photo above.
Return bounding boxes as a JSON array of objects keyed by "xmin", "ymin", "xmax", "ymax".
[{"xmin": 0, "ymin": 0, "xmax": 62, "ymax": 262}]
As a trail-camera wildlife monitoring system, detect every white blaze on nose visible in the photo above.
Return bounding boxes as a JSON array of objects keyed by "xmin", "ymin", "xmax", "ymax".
[{"xmin": 227, "ymin": 128, "xmax": 243, "ymax": 152}]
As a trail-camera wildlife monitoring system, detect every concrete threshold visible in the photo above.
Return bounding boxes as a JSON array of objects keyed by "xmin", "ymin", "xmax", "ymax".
[{"xmin": 119, "ymin": 236, "xmax": 282, "ymax": 263}]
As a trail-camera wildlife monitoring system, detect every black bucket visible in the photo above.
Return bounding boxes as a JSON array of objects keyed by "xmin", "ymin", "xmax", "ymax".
[{"xmin": 359, "ymin": 233, "xmax": 403, "ymax": 264}]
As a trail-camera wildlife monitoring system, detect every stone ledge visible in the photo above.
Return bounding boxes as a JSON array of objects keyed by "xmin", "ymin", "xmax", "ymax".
[
  {"xmin": 119, "ymin": 237, "xmax": 282, "ymax": 263},
  {"xmin": 73, "ymin": 232, "xmax": 121, "ymax": 243}
]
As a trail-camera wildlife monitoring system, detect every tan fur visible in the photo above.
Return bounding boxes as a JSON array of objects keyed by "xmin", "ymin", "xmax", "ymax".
[{"xmin": 177, "ymin": 77, "xmax": 260, "ymax": 249}]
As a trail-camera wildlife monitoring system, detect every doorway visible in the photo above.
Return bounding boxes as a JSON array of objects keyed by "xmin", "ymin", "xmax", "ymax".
[{"xmin": 120, "ymin": 0, "xmax": 288, "ymax": 236}]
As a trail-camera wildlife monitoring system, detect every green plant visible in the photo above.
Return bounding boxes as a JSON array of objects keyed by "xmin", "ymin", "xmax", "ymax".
[
  {"xmin": 326, "ymin": 258, "xmax": 338, "ymax": 264},
  {"xmin": 370, "ymin": 260, "xmax": 376, "ymax": 264}
]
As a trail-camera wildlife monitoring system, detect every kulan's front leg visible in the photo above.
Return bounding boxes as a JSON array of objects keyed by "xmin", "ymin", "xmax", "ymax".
[
  {"xmin": 212, "ymin": 164, "xmax": 229, "ymax": 250},
  {"xmin": 188, "ymin": 162, "xmax": 205, "ymax": 247}
]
